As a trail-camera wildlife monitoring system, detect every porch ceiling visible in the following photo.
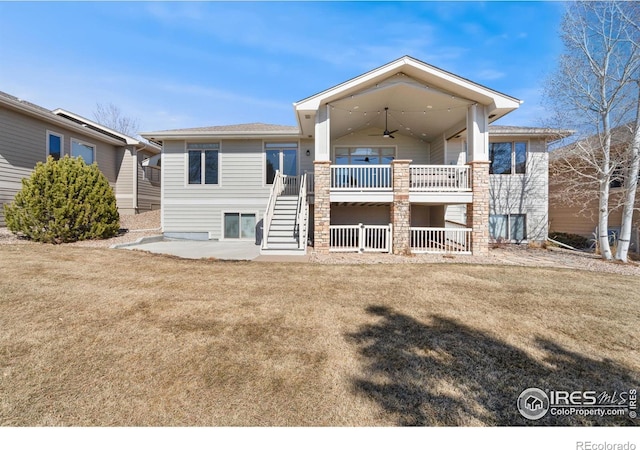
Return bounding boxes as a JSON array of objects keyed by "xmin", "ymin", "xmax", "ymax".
[{"xmin": 327, "ymin": 73, "xmax": 473, "ymax": 141}]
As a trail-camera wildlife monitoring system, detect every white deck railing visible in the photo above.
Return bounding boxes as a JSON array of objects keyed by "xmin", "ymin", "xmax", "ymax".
[
  {"xmin": 409, "ymin": 165, "xmax": 471, "ymax": 191},
  {"xmin": 282, "ymin": 175, "xmax": 300, "ymax": 196},
  {"xmin": 294, "ymin": 173, "xmax": 308, "ymax": 251},
  {"xmin": 410, "ymin": 227, "xmax": 472, "ymax": 254},
  {"xmin": 330, "ymin": 223, "xmax": 392, "ymax": 253},
  {"xmin": 326, "ymin": 165, "xmax": 470, "ymax": 192},
  {"xmin": 262, "ymin": 171, "xmax": 283, "ymax": 250},
  {"xmin": 330, "ymin": 165, "xmax": 392, "ymax": 190}
]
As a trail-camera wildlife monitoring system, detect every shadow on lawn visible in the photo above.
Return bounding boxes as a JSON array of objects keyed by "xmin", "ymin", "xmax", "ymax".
[{"xmin": 347, "ymin": 305, "xmax": 638, "ymax": 426}]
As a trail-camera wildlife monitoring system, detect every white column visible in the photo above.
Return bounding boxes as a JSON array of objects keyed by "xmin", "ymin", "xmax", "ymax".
[
  {"xmin": 467, "ymin": 104, "xmax": 489, "ymax": 162},
  {"xmin": 314, "ymin": 104, "xmax": 331, "ymax": 161}
]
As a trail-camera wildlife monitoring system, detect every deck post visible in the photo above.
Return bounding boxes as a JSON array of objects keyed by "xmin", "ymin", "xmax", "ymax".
[
  {"xmin": 313, "ymin": 161, "xmax": 331, "ymax": 254},
  {"xmin": 467, "ymin": 161, "xmax": 490, "ymax": 256},
  {"xmin": 391, "ymin": 160, "xmax": 412, "ymax": 255}
]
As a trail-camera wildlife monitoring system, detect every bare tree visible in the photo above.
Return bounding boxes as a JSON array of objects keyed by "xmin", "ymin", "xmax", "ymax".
[
  {"xmin": 93, "ymin": 103, "xmax": 140, "ymax": 137},
  {"xmin": 545, "ymin": 0, "xmax": 640, "ymax": 260},
  {"xmin": 615, "ymin": 3, "xmax": 640, "ymax": 260}
]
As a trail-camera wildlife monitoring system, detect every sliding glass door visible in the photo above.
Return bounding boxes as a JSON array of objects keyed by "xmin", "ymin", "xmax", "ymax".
[{"xmin": 265, "ymin": 142, "xmax": 298, "ymax": 184}]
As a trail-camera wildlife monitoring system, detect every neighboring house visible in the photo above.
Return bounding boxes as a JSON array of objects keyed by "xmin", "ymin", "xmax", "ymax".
[
  {"xmin": 549, "ymin": 126, "xmax": 639, "ymax": 250},
  {"xmin": 141, "ymin": 56, "xmax": 567, "ymax": 256},
  {"xmin": 0, "ymin": 91, "xmax": 161, "ymax": 226}
]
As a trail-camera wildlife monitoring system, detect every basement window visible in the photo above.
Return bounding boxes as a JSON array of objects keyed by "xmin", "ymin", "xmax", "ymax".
[
  {"xmin": 224, "ymin": 213, "xmax": 256, "ymax": 239},
  {"xmin": 489, "ymin": 214, "xmax": 526, "ymax": 242}
]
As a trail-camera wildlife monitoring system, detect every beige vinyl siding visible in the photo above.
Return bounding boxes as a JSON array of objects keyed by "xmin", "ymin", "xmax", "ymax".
[
  {"xmin": 114, "ymin": 146, "xmax": 135, "ymax": 214},
  {"xmin": 162, "ymin": 139, "xmax": 271, "ymax": 236},
  {"xmin": 332, "ymin": 128, "xmax": 430, "ymax": 163},
  {"xmin": 0, "ymin": 107, "xmax": 47, "ymax": 187},
  {"xmin": 445, "ymin": 204, "xmax": 467, "ymax": 225},
  {"xmin": 445, "ymin": 138, "xmax": 467, "ymax": 165},
  {"xmin": 299, "ymin": 138, "xmax": 315, "ymax": 175},
  {"xmin": 137, "ymin": 150, "xmax": 160, "ymax": 212},
  {"xmin": 91, "ymin": 141, "xmax": 118, "ymax": 184},
  {"xmin": 549, "ymin": 188, "xmax": 640, "ymax": 235},
  {"xmin": 489, "ymin": 138, "xmax": 549, "ymax": 241},
  {"xmin": 429, "ymin": 135, "xmax": 445, "ymax": 164}
]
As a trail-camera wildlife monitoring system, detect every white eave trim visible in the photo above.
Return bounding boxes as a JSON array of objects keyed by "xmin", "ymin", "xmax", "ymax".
[
  {"xmin": 52, "ymin": 108, "xmax": 140, "ymax": 145},
  {"xmin": 293, "ymin": 56, "xmax": 522, "ymax": 112},
  {"xmin": 140, "ymin": 131, "xmax": 302, "ymax": 141}
]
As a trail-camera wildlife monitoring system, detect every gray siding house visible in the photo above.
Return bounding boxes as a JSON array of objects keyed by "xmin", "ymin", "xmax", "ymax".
[
  {"xmin": 142, "ymin": 56, "xmax": 566, "ymax": 255},
  {"xmin": 0, "ymin": 91, "xmax": 161, "ymax": 225}
]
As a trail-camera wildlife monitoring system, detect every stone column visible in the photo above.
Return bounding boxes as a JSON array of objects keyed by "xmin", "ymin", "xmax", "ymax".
[
  {"xmin": 391, "ymin": 160, "xmax": 411, "ymax": 255},
  {"xmin": 467, "ymin": 161, "xmax": 490, "ymax": 256},
  {"xmin": 313, "ymin": 161, "xmax": 331, "ymax": 254}
]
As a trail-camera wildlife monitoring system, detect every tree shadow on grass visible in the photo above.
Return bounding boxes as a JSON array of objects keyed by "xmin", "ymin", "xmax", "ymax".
[{"xmin": 346, "ymin": 305, "xmax": 638, "ymax": 426}]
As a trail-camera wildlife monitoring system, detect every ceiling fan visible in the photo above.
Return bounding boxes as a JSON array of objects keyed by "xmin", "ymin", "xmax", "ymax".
[{"xmin": 369, "ymin": 107, "xmax": 398, "ymax": 139}]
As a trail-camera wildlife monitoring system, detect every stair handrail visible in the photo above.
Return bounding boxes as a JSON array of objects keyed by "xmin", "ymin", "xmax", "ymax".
[
  {"xmin": 262, "ymin": 170, "xmax": 283, "ymax": 250},
  {"xmin": 295, "ymin": 172, "xmax": 308, "ymax": 251}
]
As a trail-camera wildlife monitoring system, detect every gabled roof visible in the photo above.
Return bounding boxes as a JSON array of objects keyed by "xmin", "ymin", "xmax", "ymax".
[
  {"xmin": 294, "ymin": 55, "xmax": 522, "ymax": 111},
  {"xmin": 293, "ymin": 55, "xmax": 523, "ymax": 139},
  {"xmin": 294, "ymin": 55, "xmax": 522, "ymax": 112}
]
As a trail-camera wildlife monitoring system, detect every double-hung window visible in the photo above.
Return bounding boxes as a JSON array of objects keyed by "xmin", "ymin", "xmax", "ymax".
[
  {"xmin": 188, "ymin": 143, "xmax": 219, "ymax": 185},
  {"xmin": 489, "ymin": 214, "xmax": 526, "ymax": 241},
  {"xmin": 71, "ymin": 139, "xmax": 96, "ymax": 164},
  {"xmin": 47, "ymin": 131, "xmax": 63, "ymax": 160},
  {"xmin": 489, "ymin": 142, "xmax": 526, "ymax": 174}
]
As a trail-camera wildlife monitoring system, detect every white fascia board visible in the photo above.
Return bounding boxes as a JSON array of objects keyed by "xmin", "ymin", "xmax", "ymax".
[
  {"xmin": 52, "ymin": 109, "xmax": 140, "ymax": 145},
  {"xmin": 139, "ymin": 131, "xmax": 302, "ymax": 141},
  {"xmin": 135, "ymin": 139, "xmax": 162, "ymax": 154},
  {"xmin": 0, "ymin": 96, "xmax": 125, "ymax": 146},
  {"xmin": 294, "ymin": 58, "xmax": 408, "ymax": 112},
  {"xmin": 294, "ymin": 56, "xmax": 522, "ymax": 113}
]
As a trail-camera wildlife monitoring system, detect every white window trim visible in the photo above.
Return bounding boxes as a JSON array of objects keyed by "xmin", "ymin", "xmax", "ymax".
[
  {"xmin": 220, "ymin": 210, "xmax": 259, "ymax": 241},
  {"xmin": 46, "ymin": 130, "xmax": 64, "ymax": 160},
  {"xmin": 332, "ymin": 145, "xmax": 397, "ymax": 164},
  {"xmin": 70, "ymin": 138, "xmax": 96, "ymax": 164},
  {"xmin": 263, "ymin": 140, "xmax": 300, "ymax": 188},
  {"xmin": 184, "ymin": 142, "xmax": 221, "ymax": 187},
  {"xmin": 489, "ymin": 139, "xmax": 529, "ymax": 175}
]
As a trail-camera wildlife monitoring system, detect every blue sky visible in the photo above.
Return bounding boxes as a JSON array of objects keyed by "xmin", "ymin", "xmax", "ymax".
[{"xmin": 0, "ymin": 1, "xmax": 566, "ymax": 134}]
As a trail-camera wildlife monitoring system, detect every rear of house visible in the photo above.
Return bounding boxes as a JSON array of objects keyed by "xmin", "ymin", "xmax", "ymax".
[
  {"xmin": 142, "ymin": 56, "xmax": 568, "ymax": 255},
  {"xmin": 0, "ymin": 91, "xmax": 161, "ymax": 225}
]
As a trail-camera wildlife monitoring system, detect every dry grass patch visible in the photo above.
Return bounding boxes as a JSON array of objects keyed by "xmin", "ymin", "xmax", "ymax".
[{"xmin": 0, "ymin": 245, "xmax": 638, "ymax": 426}]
